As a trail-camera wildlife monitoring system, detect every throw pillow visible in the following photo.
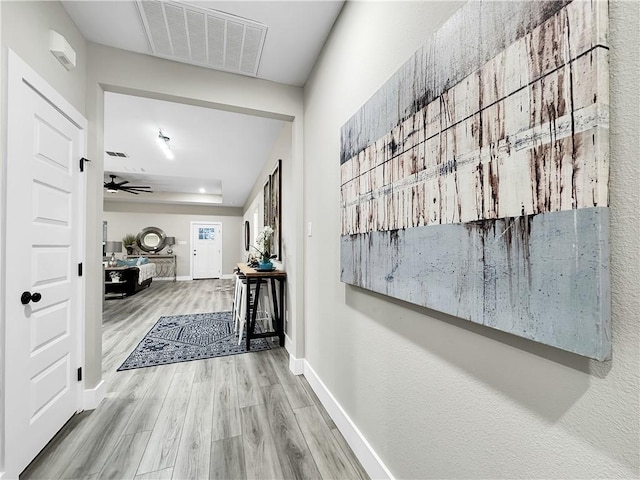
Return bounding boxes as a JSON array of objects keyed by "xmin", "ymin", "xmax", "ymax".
[{"xmin": 116, "ymin": 259, "xmax": 138, "ymax": 267}]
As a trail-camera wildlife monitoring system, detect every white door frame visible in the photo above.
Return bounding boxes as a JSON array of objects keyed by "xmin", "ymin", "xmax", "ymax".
[
  {"xmin": 190, "ymin": 221, "xmax": 223, "ymax": 279},
  {"xmin": 0, "ymin": 49, "xmax": 87, "ymax": 479}
]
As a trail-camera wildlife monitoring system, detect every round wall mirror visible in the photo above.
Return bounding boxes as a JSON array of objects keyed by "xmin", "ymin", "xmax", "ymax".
[{"xmin": 137, "ymin": 226, "xmax": 167, "ymax": 253}]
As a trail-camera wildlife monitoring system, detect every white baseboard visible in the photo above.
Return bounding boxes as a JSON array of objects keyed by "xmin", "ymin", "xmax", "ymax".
[
  {"xmin": 289, "ymin": 355, "xmax": 304, "ymax": 376},
  {"xmin": 302, "ymin": 360, "xmax": 394, "ymax": 480},
  {"xmin": 284, "ymin": 335, "xmax": 305, "ymax": 375},
  {"xmin": 0, "ymin": 469, "xmax": 19, "ymax": 480},
  {"xmin": 285, "ymin": 344, "xmax": 304, "ymax": 377},
  {"xmin": 284, "ymin": 333, "xmax": 293, "ymax": 353},
  {"xmin": 166, "ymin": 275, "xmax": 231, "ymax": 281},
  {"xmin": 83, "ymin": 379, "xmax": 106, "ymax": 410}
]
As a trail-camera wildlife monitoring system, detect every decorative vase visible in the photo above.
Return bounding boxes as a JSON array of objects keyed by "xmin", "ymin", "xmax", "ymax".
[{"xmin": 259, "ymin": 260, "xmax": 273, "ymax": 270}]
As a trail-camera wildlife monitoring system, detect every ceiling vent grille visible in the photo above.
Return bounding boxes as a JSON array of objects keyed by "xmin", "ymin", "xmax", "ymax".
[
  {"xmin": 106, "ymin": 151, "xmax": 129, "ymax": 157},
  {"xmin": 136, "ymin": 0, "xmax": 268, "ymax": 77}
]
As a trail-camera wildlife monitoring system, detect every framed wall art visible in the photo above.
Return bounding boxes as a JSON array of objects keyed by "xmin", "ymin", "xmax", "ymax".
[
  {"xmin": 270, "ymin": 159, "xmax": 282, "ymax": 259},
  {"xmin": 339, "ymin": 0, "xmax": 610, "ymax": 360},
  {"xmin": 263, "ymin": 176, "xmax": 271, "ymax": 229},
  {"xmin": 263, "ymin": 159, "xmax": 282, "ymax": 259}
]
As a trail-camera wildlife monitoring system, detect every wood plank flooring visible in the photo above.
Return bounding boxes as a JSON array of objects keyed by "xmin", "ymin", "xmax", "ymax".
[{"xmin": 21, "ymin": 279, "xmax": 368, "ymax": 480}]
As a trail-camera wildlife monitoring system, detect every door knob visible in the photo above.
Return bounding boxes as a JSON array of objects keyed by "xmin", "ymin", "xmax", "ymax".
[{"xmin": 21, "ymin": 291, "xmax": 42, "ymax": 305}]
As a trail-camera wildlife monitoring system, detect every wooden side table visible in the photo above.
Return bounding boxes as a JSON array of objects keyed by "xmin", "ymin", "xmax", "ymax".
[{"xmin": 104, "ymin": 266, "xmax": 131, "ymax": 298}]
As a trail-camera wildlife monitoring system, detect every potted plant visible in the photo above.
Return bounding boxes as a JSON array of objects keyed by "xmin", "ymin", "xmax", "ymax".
[
  {"xmin": 122, "ymin": 233, "xmax": 137, "ymax": 255},
  {"xmin": 253, "ymin": 226, "xmax": 274, "ymax": 270}
]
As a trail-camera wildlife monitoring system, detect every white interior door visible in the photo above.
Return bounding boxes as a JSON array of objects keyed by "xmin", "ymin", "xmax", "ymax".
[
  {"xmin": 3, "ymin": 51, "xmax": 85, "ymax": 477},
  {"xmin": 191, "ymin": 222, "xmax": 222, "ymax": 279}
]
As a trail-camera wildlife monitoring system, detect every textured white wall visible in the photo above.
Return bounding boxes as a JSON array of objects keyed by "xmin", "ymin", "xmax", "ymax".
[
  {"xmin": 243, "ymin": 122, "xmax": 295, "ymax": 337},
  {"xmin": 1, "ymin": 1, "xmax": 87, "ymax": 114},
  {"xmin": 303, "ymin": 1, "xmax": 639, "ymax": 478}
]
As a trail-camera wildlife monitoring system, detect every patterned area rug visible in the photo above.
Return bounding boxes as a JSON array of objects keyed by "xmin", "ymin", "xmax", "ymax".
[{"xmin": 117, "ymin": 311, "xmax": 270, "ymax": 371}]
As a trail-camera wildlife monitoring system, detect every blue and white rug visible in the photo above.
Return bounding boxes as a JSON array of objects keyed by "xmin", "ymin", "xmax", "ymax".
[{"xmin": 117, "ymin": 311, "xmax": 271, "ymax": 371}]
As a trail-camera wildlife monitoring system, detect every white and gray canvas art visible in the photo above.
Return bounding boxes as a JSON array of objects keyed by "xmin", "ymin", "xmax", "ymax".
[{"xmin": 340, "ymin": 0, "xmax": 610, "ymax": 360}]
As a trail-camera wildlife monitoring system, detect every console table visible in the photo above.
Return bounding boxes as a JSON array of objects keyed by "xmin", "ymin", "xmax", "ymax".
[
  {"xmin": 126, "ymin": 254, "xmax": 176, "ymax": 281},
  {"xmin": 237, "ymin": 263, "xmax": 287, "ymax": 351}
]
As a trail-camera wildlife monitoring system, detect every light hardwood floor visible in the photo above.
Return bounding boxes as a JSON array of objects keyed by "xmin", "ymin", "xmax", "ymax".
[{"xmin": 21, "ymin": 279, "xmax": 369, "ymax": 480}]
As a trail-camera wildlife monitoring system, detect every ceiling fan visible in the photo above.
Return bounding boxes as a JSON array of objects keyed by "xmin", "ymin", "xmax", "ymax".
[{"xmin": 104, "ymin": 175, "xmax": 153, "ymax": 194}]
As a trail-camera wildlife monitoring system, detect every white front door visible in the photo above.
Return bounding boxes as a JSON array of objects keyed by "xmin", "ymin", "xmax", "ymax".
[
  {"xmin": 3, "ymin": 51, "xmax": 85, "ymax": 477},
  {"xmin": 191, "ymin": 222, "xmax": 222, "ymax": 279}
]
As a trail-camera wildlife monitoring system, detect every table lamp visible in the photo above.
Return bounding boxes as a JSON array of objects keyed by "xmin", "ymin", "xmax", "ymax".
[
  {"xmin": 105, "ymin": 241, "xmax": 122, "ymax": 267},
  {"xmin": 166, "ymin": 236, "xmax": 176, "ymax": 254}
]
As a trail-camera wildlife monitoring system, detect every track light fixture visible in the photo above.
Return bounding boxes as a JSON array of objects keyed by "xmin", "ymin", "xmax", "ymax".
[{"xmin": 156, "ymin": 129, "xmax": 174, "ymax": 160}]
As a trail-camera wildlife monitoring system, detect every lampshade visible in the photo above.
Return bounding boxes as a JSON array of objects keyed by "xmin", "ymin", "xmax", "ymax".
[
  {"xmin": 105, "ymin": 241, "xmax": 122, "ymax": 253},
  {"xmin": 166, "ymin": 236, "xmax": 176, "ymax": 246}
]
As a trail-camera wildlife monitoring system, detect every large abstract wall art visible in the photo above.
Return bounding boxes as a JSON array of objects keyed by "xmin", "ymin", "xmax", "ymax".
[{"xmin": 340, "ymin": 0, "xmax": 610, "ymax": 360}]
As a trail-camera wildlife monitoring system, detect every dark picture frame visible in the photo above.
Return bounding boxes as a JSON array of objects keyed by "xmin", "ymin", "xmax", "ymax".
[
  {"xmin": 263, "ymin": 177, "xmax": 271, "ymax": 230},
  {"xmin": 263, "ymin": 159, "xmax": 282, "ymax": 260},
  {"xmin": 244, "ymin": 220, "xmax": 251, "ymax": 252},
  {"xmin": 270, "ymin": 159, "xmax": 282, "ymax": 260}
]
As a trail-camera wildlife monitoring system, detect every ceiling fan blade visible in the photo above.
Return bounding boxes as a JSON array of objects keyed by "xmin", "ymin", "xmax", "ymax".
[
  {"xmin": 121, "ymin": 187, "xmax": 153, "ymax": 193},
  {"xmin": 103, "ymin": 175, "xmax": 153, "ymax": 194}
]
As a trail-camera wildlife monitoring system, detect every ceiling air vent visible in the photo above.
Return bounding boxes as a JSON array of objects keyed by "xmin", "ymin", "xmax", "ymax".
[
  {"xmin": 136, "ymin": 0, "xmax": 268, "ymax": 77},
  {"xmin": 106, "ymin": 151, "xmax": 129, "ymax": 157}
]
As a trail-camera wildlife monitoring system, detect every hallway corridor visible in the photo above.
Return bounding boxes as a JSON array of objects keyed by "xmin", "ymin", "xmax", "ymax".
[{"xmin": 21, "ymin": 279, "xmax": 368, "ymax": 480}]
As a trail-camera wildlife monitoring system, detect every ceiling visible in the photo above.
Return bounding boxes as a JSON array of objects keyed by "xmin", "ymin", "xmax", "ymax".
[
  {"xmin": 62, "ymin": 0, "xmax": 344, "ymax": 86},
  {"xmin": 103, "ymin": 91, "xmax": 285, "ymax": 206},
  {"xmin": 61, "ymin": 0, "xmax": 344, "ymax": 207}
]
